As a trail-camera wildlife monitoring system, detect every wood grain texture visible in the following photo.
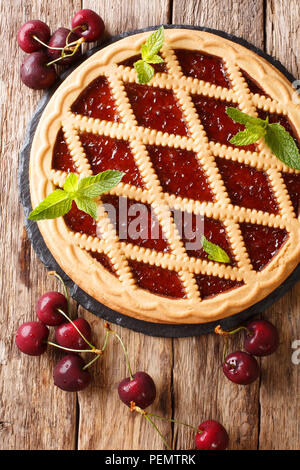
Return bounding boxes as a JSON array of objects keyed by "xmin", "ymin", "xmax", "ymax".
[
  {"xmin": 259, "ymin": 0, "xmax": 300, "ymax": 450},
  {"xmin": 0, "ymin": 0, "xmax": 81, "ymax": 450},
  {"xmin": 1, "ymin": 0, "xmax": 299, "ymax": 451}
]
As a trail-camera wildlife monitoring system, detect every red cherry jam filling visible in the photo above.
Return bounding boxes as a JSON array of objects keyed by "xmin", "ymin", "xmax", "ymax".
[
  {"xmin": 128, "ymin": 259, "xmax": 186, "ymax": 298},
  {"xmin": 119, "ymin": 53, "xmax": 168, "ymax": 74},
  {"xmin": 175, "ymin": 49, "xmax": 231, "ymax": 88},
  {"xmin": 71, "ymin": 76, "xmax": 120, "ymax": 122},
  {"xmin": 146, "ymin": 144, "xmax": 214, "ymax": 202},
  {"xmin": 282, "ymin": 172, "xmax": 300, "ymax": 216},
  {"xmin": 195, "ymin": 274, "xmax": 243, "ymax": 299},
  {"xmin": 240, "ymin": 222, "xmax": 288, "ymax": 271},
  {"xmin": 88, "ymin": 250, "xmax": 117, "ymax": 276},
  {"xmin": 64, "ymin": 201, "xmax": 99, "ymax": 237},
  {"xmin": 215, "ymin": 157, "xmax": 279, "ymax": 213},
  {"xmin": 52, "ymin": 128, "xmax": 77, "ymax": 173},
  {"xmin": 124, "ymin": 82, "xmax": 189, "ymax": 136},
  {"xmin": 79, "ymin": 132, "xmax": 144, "ymax": 188},
  {"xmin": 241, "ymin": 69, "xmax": 269, "ymax": 97},
  {"xmin": 101, "ymin": 194, "xmax": 170, "ymax": 253},
  {"xmin": 173, "ymin": 209, "xmax": 234, "ymax": 265},
  {"xmin": 257, "ymin": 109, "xmax": 300, "ymax": 151},
  {"xmin": 191, "ymin": 95, "xmax": 256, "ymax": 151}
]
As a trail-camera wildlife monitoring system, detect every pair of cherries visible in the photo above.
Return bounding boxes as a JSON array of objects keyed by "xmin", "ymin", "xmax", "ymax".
[
  {"xmin": 15, "ymin": 272, "xmax": 229, "ymax": 450},
  {"xmin": 218, "ymin": 319, "xmax": 279, "ymax": 385},
  {"xmin": 17, "ymin": 9, "xmax": 105, "ymax": 89}
]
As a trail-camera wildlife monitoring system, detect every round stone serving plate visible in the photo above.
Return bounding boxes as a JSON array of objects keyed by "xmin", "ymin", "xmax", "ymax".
[{"xmin": 19, "ymin": 25, "xmax": 300, "ymax": 337}]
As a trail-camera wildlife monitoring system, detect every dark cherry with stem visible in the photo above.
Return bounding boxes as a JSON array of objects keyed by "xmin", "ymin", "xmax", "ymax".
[
  {"xmin": 36, "ymin": 291, "xmax": 68, "ymax": 326},
  {"xmin": 72, "ymin": 9, "xmax": 105, "ymax": 42},
  {"xmin": 16, "ymin": 321, "xmax": 49, "ymax": 356},
  {"xmin": 17, "ymin": 20, "xmax": 51, "ymax": 53},
  {"xmin": 244, "ymin": 319, "xmax": 279, "ymax": 356},
  {"xmin": 104, "ymin": 323, "xmax": 156, "ymax": 409},
  {"xmin": 47, "ymin": 27, "xmax": 82, "ymax": 65},
  {"xmin": 55, "ymin": 317, "xmax": 92, "ymax": 350},
  {"xmin": 195, "ymin": 420, "xmax": 229, "ymax": 450},
  {"xmin": 131, "ymin": 403, "xmax": 229, "ymax": 451},
  {"xmin": 222, "ymin": 351, "xmax": 260, "ymax": 385},
  {"xmin": 20, "ymin": 51, "xmax": 57, "ymax": 89}
]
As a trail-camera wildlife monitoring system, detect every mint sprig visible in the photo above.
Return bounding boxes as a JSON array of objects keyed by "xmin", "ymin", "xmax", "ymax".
[
  {"xmin": 226, "ymin": 107, "xmax": 300, "ymax": 170},
  {"xmin": 201, "ymin": 236, "xmax": 231, "ymax": 264},
  {"xmin": 28, "ymin": 170, "xmax": 124, "ymax": 221},
  {"xmin": 134, "ymin": 26, "xmax": 164, "ymax": 84}
]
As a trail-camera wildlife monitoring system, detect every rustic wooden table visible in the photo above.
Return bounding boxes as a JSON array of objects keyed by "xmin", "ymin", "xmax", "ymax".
[{"xmin": 1, "ymin": 0, "xmax": 299, "ymax": 450}]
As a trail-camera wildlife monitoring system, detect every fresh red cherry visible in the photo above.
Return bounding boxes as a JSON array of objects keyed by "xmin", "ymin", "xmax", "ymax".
[
  {"xmin": 118, "ymin": 371, "xmax": 156, "ymax": 409},
  {"xmin": 16, "ymin": 321, "xmax": 49, "ymax": 356},
  {"xmin": 244, "ymin": 319, "xmax": 279, "ymax": 356},
  {"xmin": 72, "ymin": 9, "xmax": 105, "ymax": 42},
  {"xmin": 195, "ymin": 420, "xmax": 229, "ymax": 450},
  {"xmin": 36, "ymin": 291, "xmax": 68, "ymax": 326},
  {"xmin": 17, "ymin": 20, "xmax": 51, "ymax": 53},
  {"xmin": 222, "ymin": 351, "xmax": 260, "ymax": 385},
  {"xmin": 53, "ymin": 354, "xmax": 91, "ymax": 392},
  {"xmin": 20, "ymin": 51, "xmax": 57, "ymax": 89},
  {"xmin": 47, "ymin": 27, "xmax": 82, "ymax": 65},
  {"xmin": 55, "ymin": 318, "xmax": 92, "ymax": 350}
]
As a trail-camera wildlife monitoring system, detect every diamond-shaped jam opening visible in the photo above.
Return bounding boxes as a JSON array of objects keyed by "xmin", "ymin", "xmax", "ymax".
[
  {"xmin": 215, "ymin": 157, "xmax": 279, "ymax": 214},
  {"xmin": 195, "ymin": 273, "xmax": 243, "ymax": 299},
  {"xmin": 241, "ymin": 69, "xmax": 269, "ymax": 98},
  {"xmin": 64, "ymin": 201, "xmax": 99, "ymax": 237},
  {"xmin": 71, "ymin": 76, "xmax": 120, "ymax": 122},
  {"xmin": 240, "ymin": 222, "xmax": 288, "ymax": 271},
  {"xmin": 88, "ymin": 250, "xmax": 117, "ymax": 276},
  {"xmin": 79, "ymin": 132, "xmax": 144, "ymax": 188},
  {"xmin": 52, "ymin": 128, "xmax": 77, "ymax": 173},
  {"xmin": 282, "ymin": 172, "xmax": 300, "ymax": 216},
  {"xmin": 174, "ymin": 49, "xmax": 231, "ymax": 88},
  {"xmin": 173, "ymin": 209, "xmax": 235, "ymax": 265},
  {"xmin": 118, "ymin": 53, "xmax": 168, "ymax": 74},
  {"xmin": 128, "ymin": 259, "xmax": 186, "ymax": 298},
  {"xmin": 257, "ymin": 109, "xmax": 300, "ymax": 151},
  {"xmin": 124, "ymin": 82, "xmax": 189, "ymax": 136},
  {"xmin": 146, "ymin": 145, "xmax": 214, "ymax": 202},
  {"xmin": 101, "ymin": 194, "xmax": 170, "ymax": 253},
  {"xmin": 191, "ymin": 95, "xmax": 256, "ymax": 151}
]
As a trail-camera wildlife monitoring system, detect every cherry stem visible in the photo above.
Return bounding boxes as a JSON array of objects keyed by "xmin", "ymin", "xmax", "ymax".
[
  {"xmin": 47, "ymin": 340, "xmax": 100, "ymax": 354},
  {"xmin": 105, "ymin": 322, "xmax": 133, "ymax": 380},
  {"xmin": 82, "ymin": 330, "xmax": 110, "ymax": 370},
  {"xmin": 146, "ymin": 412, "xmax": 201, "ymax": 434},
  {"xmin": 215, "ymin": 324, "xmax": 253, "ymax": 337},
  {"xmin": 46, "ymin": 37, "xmax": 85, "ymax": 66},
  {"xmin": 57, "ymin": 308, "xmax": 95, "ymax": 350},
  {"xmin": 48, "ymin": 271, "xmax": 71, "ymax": 317},
  {"xmin": 144, "ymin": 414, "xmax": 172, "ymax": 450}
]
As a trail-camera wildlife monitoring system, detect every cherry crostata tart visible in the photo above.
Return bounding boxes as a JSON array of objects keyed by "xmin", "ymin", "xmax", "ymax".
[{"xmin": 29, "ymin": 28, "xmax": 300, "ymax": 324}]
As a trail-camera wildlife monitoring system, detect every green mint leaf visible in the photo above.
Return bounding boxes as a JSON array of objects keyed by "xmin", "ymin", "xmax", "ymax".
[
  {"xmin": 146, "ymin": 54, "xmax": 164, "ymax": 64},
  {"xmin": 75, "ymin": 197, "xmax": 98, "ymax": 219},
  {"xmin": 63, "ymin": 172, "xmax": 79, "ymax": 194},
  {"xmin": 265, "ymin": 123, "xmax": 300, "ymax": 170},
  {"xmin": 229, "ymin": 126, "xmax": 266, "ymax": 146},
  {"xmin": 78, "ymin": 170, "xmax": 124, "ymax": 198},
  {"xmin": 28, "ymin": 189, "xmax": 72, "ymax": 221},
  {"xmin": 134, "ymin": 60, "xmax": 154, "ymax": 84},
  {"xmin": 226, "ymin": 107, "xmax": 267, "ymax": 127},
  {"xmin": 201, "ymin": 236, "xmax": 231, "ymax": 264},
  {"xmin": 144, "ymin": 26, "xmax": 164, "ymax": 58},
  {"xmin": 141, "ymin": 43, "xmax": 150, "ymax": 61}
]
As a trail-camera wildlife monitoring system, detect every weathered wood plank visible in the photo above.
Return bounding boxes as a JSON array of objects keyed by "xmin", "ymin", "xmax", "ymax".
[
  {"xmin": 260, "ymin": 0, "xmax": 300, "ymax": 450},
  {"xmin": 77, "ymin": 0, "xmax": 173, "ymax": 450},
  {"xmin": 0, "ymin": 0, "xmax": 81, "ymax": 450},
  {"xmin": 171, "ymin": 0, "xmax": 264, "ymax": 450}
]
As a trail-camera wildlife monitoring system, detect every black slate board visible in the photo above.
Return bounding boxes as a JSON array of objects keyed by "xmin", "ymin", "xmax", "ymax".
[{"xmin": 18, "ymin": 25, "xmax": 300, "ymax": 337}]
